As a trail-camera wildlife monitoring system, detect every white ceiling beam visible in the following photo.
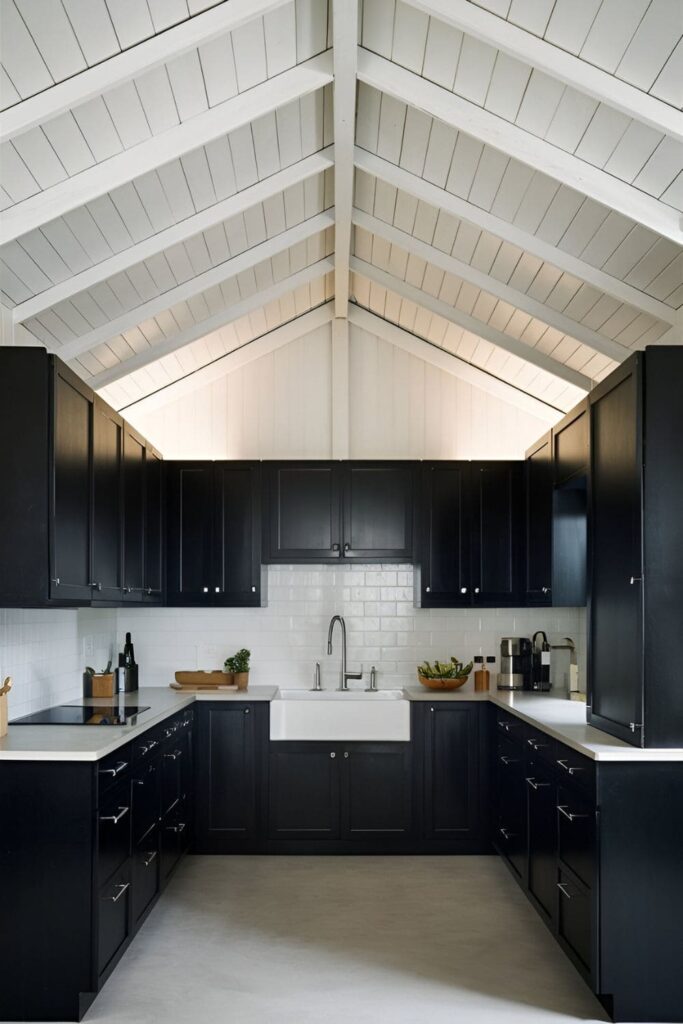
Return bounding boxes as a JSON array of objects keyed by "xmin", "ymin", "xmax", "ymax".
[
  {"xmin": 87, "ymin": 256, "xmax": 334, "ymax": 391},
  {"xmin": 0, "ymin": 0, "xmax": 293, "ymax": 143},
  {"xmin": 354, "ymin": 148, "xmax": 676, "ymax": 326},
  {"xmin": 348, "ymin": 303, "xmax": 559, "ymax": 424},
  {"xmin": 407, "ymin": 0, "xmax": 683, "ymax": 145},
  {"xmin": 351, "ymin": 255, "xmax": 593, "ymax": 392},
  {"xmin": 13, "ymin": 146, "xmax": 335, "ymax": 324},
  {"xmin": 332, "ymin": 0, "xmax": 358, "ymax": 318},
  {"xmin": 115, "ymin": 302, "xmax": 334, "ymax": 417},
  {"xmin": 357, "ymin": 48, "xmax": 682, "ymax": 245},
  {"xmin": 331, "ymin": 318, "xmax": 350, "ymax": 457},
  {"xmin": 353, "ymin": 207, "xmax": 631, "ymax": 363},
  {"xmin": 0, "ymin": 51, "xmax": 333, "ymax": 246},
  {"xmin": 57, "ymin": 210, "xmax": 334, "ymax": 361}
]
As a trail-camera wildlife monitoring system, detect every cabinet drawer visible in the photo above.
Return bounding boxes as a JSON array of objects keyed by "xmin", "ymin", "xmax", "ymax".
[
  {"xmin": 132, "ymin": 825, "xmax": 159, "ymax": 925},
  {"xmin": 557, "ymin": 870, "xmax": 592, "ymax": 976},
  {"xmin": 557, "ymin": 786, "xmax": 595, "ymax": 889},
  {"xmin": 554, "ymin": 744, "xmax": 595, "ymax": 795},
  {"xmin": 131, "ymin": 757, "xmax": 161, "ymax": 845},
  {"xmin": 133, "ymin": 731, "xmax": 162, "ymax": 764},
  {"xmin": 160, "ymin": 798, "xmax": 189, "ymax": 882},
  {"xmin": 497, "ymin": 734, "xmax": 524, "ymax": 768},
  {"xmin": 160, "ymin": 744, "xmax": 183, "ymax": 816},
  {"xmin": 98, "ymin": 781, "xmax": 131, "ymax": 885},
  {"xmin": 495, "ymin": 711, "xmax": 526, "ymax": 742},
  {"xmin": 525, "ymin": 727, "xmax": 557, "ymax": 766},
  {"xmin": 97, "ymin": 745, "xmax": 131, "ymax": 793},
  {"xmin": 98, "ymin": 872, "xmax": 131, "ymax": 978}
]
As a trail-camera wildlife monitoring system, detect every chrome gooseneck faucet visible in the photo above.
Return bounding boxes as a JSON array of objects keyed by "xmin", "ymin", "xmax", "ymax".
[{"xmin": 327, "ymin": 615, "xmax": 363, "ymax": 691}]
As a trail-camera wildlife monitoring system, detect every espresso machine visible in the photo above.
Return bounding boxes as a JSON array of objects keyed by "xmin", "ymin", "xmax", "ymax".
[{"xmin": 497, "ymin": 637, "xmax": 532, "ymax": 691}]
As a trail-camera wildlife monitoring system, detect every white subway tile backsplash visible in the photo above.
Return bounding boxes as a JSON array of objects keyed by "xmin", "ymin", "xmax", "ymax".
[{"xmin": 1, "ymin": 565, "xmax": 587, "ymax": 713}]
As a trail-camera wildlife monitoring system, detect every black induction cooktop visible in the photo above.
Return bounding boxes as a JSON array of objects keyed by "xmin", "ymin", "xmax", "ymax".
[{"xmin": 11, "ymin": 704, "xmax": 150, "ymax": 726}]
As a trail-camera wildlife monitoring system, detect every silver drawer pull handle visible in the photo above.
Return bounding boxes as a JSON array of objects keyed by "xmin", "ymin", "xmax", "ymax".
[
  {"xmin": 557, "ymin": 882, "xmax": 573, "ymax": 900},
  {"xmin": 109, "ymin": 882, "xmax": 130, "ymax": 903},
  {"xmin": 527, "ymin": 739, "xmax": 548, "ymax": 750},
  {"xmin": 163, "ymin": 750, "xmax": 182, "ymax": 760},
  {"xmin": 499, "ymin": 755, "xmax": 519, "ymax": 765},
  {"xmin": 166, "ymin": 822, "xmax": 186, "ymax": 834},
  {"xmin": 100, "ymin": 805, "xmax": 129, "ymax": 824},
  {"xmin": 499, "ymin": 827, "xmax": 515, "ymax": 840},
  {"xmin": 143, "ymin": 851, "xmax": 157, "ymax": 867},
  {"xmin": 99, "ymin": 760, "xmax": 128, "ymax": 778},
  {"xmin": 526, "ymin": 777, "xmax": 550, "ymax": 790},
  {"xmin": 556, "ymin": 759, "xmax": 584, "ymax": 775},
  {"xmin": 557, "ymin": 804, "xmax": 589, "ymax": 822}
]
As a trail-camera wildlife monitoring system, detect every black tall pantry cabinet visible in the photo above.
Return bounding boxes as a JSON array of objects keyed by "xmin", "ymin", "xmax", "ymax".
[{"xmin": 588, "ymin": 348, "xmax": 683, "ymax": 747}]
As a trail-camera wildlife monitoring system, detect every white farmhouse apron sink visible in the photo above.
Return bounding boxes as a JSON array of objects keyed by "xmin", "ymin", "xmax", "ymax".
[{"xmin": 269, "ymin": 689, "xmax": 410, "ymax": 741}]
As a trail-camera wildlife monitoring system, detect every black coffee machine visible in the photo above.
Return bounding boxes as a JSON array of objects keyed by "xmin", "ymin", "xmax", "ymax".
[{"xmin": 497, "ymin": 637, "xmax": 532, "ymax": 691}]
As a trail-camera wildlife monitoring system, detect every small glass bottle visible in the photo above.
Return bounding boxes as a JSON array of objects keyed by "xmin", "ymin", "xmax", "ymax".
[{"xmin": 474, "ymin": 656, "xmax": 490, "ymax": 692}]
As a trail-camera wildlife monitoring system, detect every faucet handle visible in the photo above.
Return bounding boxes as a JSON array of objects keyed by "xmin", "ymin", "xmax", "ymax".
[
  {"xmin": 366, "ymin": 666, "xmax": 378, "ymax": 692},
  {"xmin": 312, "ymin": 662, "xmax": 322, "ymax": 692}
]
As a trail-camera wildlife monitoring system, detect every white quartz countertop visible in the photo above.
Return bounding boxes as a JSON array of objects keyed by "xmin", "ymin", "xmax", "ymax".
[
  {"xmin": 403, "ymin": 687, "xmax": 683, "ymax": 762},
  {"xmin": 0, "ymin": 686, "xmax": 278, "ymax": 762},
  {"xmin": 2, "ymin": 684, "xmax": 682, "ymax": 763}
]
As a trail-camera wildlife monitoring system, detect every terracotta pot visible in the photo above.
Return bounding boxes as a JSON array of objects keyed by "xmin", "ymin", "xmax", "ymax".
[{"xmin": 234, "ymin": 671, "xmax": 249, "ymax": 691}]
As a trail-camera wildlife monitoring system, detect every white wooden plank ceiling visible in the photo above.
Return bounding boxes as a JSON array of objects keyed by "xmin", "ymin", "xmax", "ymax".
[{"xmin": 0, "ymin": 0, "xmax": 681, "ymax": 415}]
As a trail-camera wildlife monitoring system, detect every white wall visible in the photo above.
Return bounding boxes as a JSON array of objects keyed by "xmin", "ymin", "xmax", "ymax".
[
  {"xmin": 127, "ymin": 322, "xmax": 550, "ymax": 460},
  {"xmin": 1, "ymin": 608, "xmax": 116, "ymax": 720}
]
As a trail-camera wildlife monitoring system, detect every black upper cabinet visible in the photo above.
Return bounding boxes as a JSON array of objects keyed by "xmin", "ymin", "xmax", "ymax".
[
  {"xmin": 166, "ymin": 461, "xmax": 261, "ymax": 606},
  {"xmin": 418, "ymin": 461, "xmax": 523, "ymax": 607},
  {"xmin": 470, "ymin": 462, "xmax": 524, "ymax": 606},
  {"xmin": 267, "ymin": 462, "xmax": 341, "ymax": 561},
  {"xmin": 419, "ymin": 463, "xmax": 470, "ymax": 606},
  {"xmin": 92, "ymin": 398, "xmax": 124, "ymax": 603},
  {"xmin": 552, "ymin": 401, "xmax": 588, "ymax": 608},
  {"xmin": 553, "ymin": 401, "xmax": 588, "ymax": 486},
  {"xmin": 50, "ymin": 362, "xmax": 94, "ymax": 603},
  {"xmin": 122, "ymin": 425, "xmax": 146, "ymax": 602},
  {"xmin": 525, "ymin": 433, "xmax": 553, "ymax": 606},
  {"xmin": 143, "ymin": 446, "xmax": 164, "ymax": 603},
  {"xmin": 264, "ymin": 461, "xmax": 413, "ymax": 563},
  {"xmin": 342, "ymin": 464, "xmax": 413, "ymax": 560}
]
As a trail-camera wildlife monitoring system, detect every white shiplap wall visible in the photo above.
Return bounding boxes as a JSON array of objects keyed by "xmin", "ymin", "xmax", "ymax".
[{"xmin": 127, "ymin": 320, "xmax": 552, "ymax": 457}]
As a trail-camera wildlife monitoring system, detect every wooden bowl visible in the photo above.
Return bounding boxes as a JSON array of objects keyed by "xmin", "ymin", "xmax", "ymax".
[{"xmin": 418, "ymin": 673, "xmax": 469, "ymax": 691}]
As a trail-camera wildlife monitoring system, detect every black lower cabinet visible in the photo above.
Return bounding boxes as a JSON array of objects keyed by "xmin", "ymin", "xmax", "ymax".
[
  {"xmin": 194, "ymin": 702, "xmax": 268, "ymax": 851},
  {"xmin": 494, "ymin": 735, "xmax": 528, "ymax": 878},
  {"xmin": 418, "ymin": 702, "xmax": 488, "ymax": 847},
  {"xmin": 343, "ymin": 745, "xmax": 413, "ymax": 839},
  {"xmin": 269, "ymin": 744, "xmax": 341, "ymax": 840},
  {"xmin": 526, "ymin": 760, "xmax": 557, "ymax": 923}
]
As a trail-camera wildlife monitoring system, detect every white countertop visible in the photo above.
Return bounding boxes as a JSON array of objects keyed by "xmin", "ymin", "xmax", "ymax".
[
  {"xmin": 2, "ymin": 684, "xmax": 682, "ymax": 763},
  {"xmin": 403, "ymin": 687, "xmax": 683, "ymax": 762},
  {"xmin": 0, "ymin": 686, "xmax": 278, "ymax": 762}
]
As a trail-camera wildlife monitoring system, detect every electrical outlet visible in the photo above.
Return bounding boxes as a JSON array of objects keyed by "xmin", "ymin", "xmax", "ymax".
[{"xmin": 83, "ymin": 636, "xmax": 95, "ymax": 660}]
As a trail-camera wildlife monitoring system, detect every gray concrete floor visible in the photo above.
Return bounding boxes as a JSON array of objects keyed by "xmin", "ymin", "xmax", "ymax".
[{"xmin": 88, "ymin": 855, "xmax": 610, "ymax": 1024}]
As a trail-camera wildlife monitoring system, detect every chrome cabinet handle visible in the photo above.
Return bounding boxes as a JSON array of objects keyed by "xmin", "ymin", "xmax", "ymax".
[
  {"xmin": 99, "ymin": 805, "xmax": 129, "ymax": 824},
  {"xmin": 344, "ymin": 751, "xmax": 349, "ymax": 759},
  {"xmin": 109, "ymin": 882, "xmax": 130, "ymax": 903},
  {"xmin": 344, "ymin": 543, "xmax": 350, "ymax": 552},
  {"xmin": 90, "ymin": 581, "xmax": 102, "ymax": 590},
  {"xmin": 557, "ymin": 882, "xmax": 573, "ymax": 899},
  {"xmin": 163, "ymin": 749, "xmax": 182, "ymax": 760},
  {"xmin": 425, "ymin": 585, "xmax": 431, "ymax": 592},
  {"xmin": 460, "ymin": 587, "xmax": 468, "ymax": 594},
  {"xmin": 499, "ymin": 827, "xmax": 515, "ymax": 840},
  {"xmin": 215, "ymin": 587, "xmax": 221, "ymax": 593},
  {"xmin": 499, "ymin": 755, "xmax": 519, "ymax": 765},
  {"xmin": 202, "ymin": 586, "xmax": 209, "ymax": 593},
  {"xmin": 143, "ymin": 851, "xmax": 157, "ymax": 867},
  {"xmin": 166, "ymin": 822, "xmax": 186, "ymax": 833},
  {"xmin": 332, "ymin": 543, "xmax": 340, "ymax": 551},
  {"xmin": 557, "ymin": 804, "xmax": 588, "ymax": 822},
  {"xmin": 629, "ymin": 576, "xmax": 642, "ymax": 585},
  {"xmin": 474, "ymin": 587, "xmax": 480, "ymax": 594},
  {"xmin": 542, "ymin": 586, "xmax": 551, "ymax": 595},
  {"xmin": 330, "ymin": 752, "xmax": 336, "ymax": 758},
  {"xmin": 498, "ymin": 720, "xmax": 518, "ymax": 732},
  {"xmin": 244, "ymin": 707, "xmax": 250, "ymax": 714},
  {"xmin": 629, "ymin": 722, "xmax": 642, "ymax": 732},
  {"xmin": 526, "ymin": 777, "xmax": 550, "ymax": 790},
  {"xmin": 527, "ymin": 739, "xmax": 548, "ymax": 750},
  {"xmin": 99, "ymin": 760, "xmax": 128, "ymax": 778},
  {"xmin": 557, "ymin": 758, "xmax": 584, "ymax": 775},
  {"xmin": 52, "ymin": 577, "xmax": 60, "ymax": 585},
  {"xmin": 251, "ymin": 585, "xmax": 257, "ymax": 593}
]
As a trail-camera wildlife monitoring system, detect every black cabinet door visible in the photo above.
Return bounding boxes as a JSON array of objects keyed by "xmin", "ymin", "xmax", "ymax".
[
  {"xmin": 554, "ymin": 401, "xmax": 588, "ymax": 486},
  {"xmin": 557, "ymin": 869, "xmax": 592, "ymax": 977},
  {"xmin": 166, "ymin": 463, "xmax": 215, "ymax": 603},
  {"xmin": 495, "ymin": 738, "xmax": 527, "ymax": 879},
  {"xmin": 419, "ymin": 462, "xmax": 470, "ymax": 606},
  {"xmin": 195, "ymin": 704, "xmax": 261, "ymax": 845},
  {"xmin": 525, "ymin": 434, "xmax": 552, "ymax": 605},
  {"xmin": 341, "ymin": 744, "xmax": 413, "ymax": 839},
  {"xmin": 423, "ymin": 704, "xmax": 482, "ymax": 841},
  {"xmin": 266, "ymin": 463, "xmax": 342, "ymax": 561},
  {"xmin": 588, "ymin": 356, "xmax": 643, "ymax": 745},
  {"xmin": 143, "ymin": 446, "xmax": 163, "ymax": 603},
  {"xmin": 122, "ymin": 425, "xmax": 145, "ymax": 602},
  {"xmin": 470, "ymin": 462, "xmax": 524, "ymax": 606},
  {"xmin": 342, "ymin": 464, "xmax": 413, "ymax": 560},
  {"xmin": 50, "ymin": 363, "xmax": 93, "ymax": 602},
  {"xmin": 92, "ymin": 398, "xmax": 123, "ymax": 603},
  {"xmin": 526, "ymin": 761, "xmax": 557, "ymax": 923},
  {"xmin": 214, "ymin": 463, "xmax": 261, "ymax": 605},
  {"xmin": 268, "ymin": 744, "xmax": 340, "ymax": 839}
]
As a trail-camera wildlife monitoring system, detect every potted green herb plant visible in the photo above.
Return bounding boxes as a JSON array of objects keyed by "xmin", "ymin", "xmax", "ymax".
[{"xmin": 225, "ymin": 649, "xmax": 251, "ymax": 690}]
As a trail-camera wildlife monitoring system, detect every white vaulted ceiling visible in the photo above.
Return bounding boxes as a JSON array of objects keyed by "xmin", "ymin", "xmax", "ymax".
[{"xmin": 0, "ymin": 0, "xmax": 681, "ymax": 421}]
